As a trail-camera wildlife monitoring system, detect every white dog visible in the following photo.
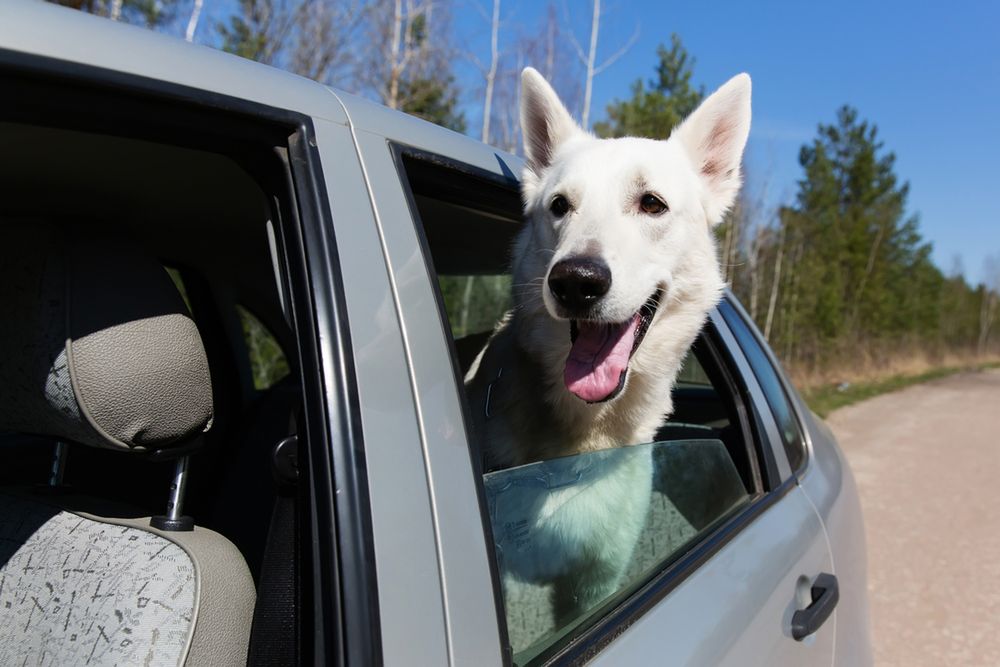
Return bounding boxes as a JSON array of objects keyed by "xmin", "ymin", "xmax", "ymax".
[{"xmin": 468, "ymin": 67, "xmax": 751, "ymax": 626}]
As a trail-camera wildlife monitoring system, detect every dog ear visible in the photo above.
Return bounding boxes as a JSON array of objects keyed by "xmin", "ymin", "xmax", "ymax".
[
  {"xmin": 520, "ymin": 67, "xmax": 583, "ymax": 175},
  {"xmin": 674, "ymin": 73, "xmax": 752, "ymax": 225}
]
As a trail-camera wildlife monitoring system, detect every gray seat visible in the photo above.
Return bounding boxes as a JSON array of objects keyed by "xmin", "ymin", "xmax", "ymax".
[{"xmin": 0, "ymin": 223, "xmax": 255, "ymax": 666}]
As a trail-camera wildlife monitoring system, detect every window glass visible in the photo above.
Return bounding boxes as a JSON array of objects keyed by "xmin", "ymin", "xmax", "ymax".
[
  {"xmin": 237, "ymin": 305, "xmax": 290, "ymax": 391},
  {"xmin": 438, "ymin": 274, "xmax": 511, "ymax": 339},
  {"xmin": 718, "ymin": 300, "xmax": 806, "ymax": 472},
  {"xmin": 486, "ymin": 438, "xmax": 750, "ymax": 662},
  {"xmin": 165, "ymin": 266, "xmax": 193, "ymax": 314},
  {"xmin": 401, "ymin": 156, "xmax": 761, "ymax": 664}
]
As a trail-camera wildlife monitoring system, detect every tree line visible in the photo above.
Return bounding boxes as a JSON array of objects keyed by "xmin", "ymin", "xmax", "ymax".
[{"xmin": 54, "ymin": 0, "xmax": 1000, "ymax": 386}]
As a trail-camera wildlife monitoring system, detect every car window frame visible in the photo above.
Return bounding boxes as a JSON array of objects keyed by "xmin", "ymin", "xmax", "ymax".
[
  {"xmin": 717, "ymin": 293, "xmax": 812, "ymax": 478},
  {"xmin": 393, "ymin": 147, "xmax": 811, "ymax": 665},
  {"xmin": 0, "ymin": 49, "xmax": 374, "ymax": 667},
  {"xmin": 392, "ymin": 143, "xmax": 522, "ymax": 662}
]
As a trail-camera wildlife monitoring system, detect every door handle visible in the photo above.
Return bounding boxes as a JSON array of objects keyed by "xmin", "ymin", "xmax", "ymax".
[{"xmin": 791, "ymin": 573, "xmax": 839, "ymax": 640}]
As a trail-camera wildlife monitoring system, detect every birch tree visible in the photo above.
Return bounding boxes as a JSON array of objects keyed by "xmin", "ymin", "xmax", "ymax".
[
  {"xmin": 52, "ymin": 0, "xmax": 177, "ymax": 28},
  {"xmin": 359, "ymin": 0, "xmax": 466, "ymax": 131},
  {"xmin": 185, "ymin": 0, "xmax": 204, "ymax": 42},
  {"xmin": 288, "ymin": 0, "xmax": 365, "ymax": 84},
  {"xmin": 569, "ymin": 0, "xmax": 638, "ymax": 128},
  {"xmin": 475, "ymin": 0, "xmax": 502, "ymax": 143}
]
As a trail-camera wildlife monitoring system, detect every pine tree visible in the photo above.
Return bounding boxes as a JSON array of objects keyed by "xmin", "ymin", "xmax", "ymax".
[
  {"xmin": 397, "ymin": 74, "xmax": 467, "ymax": 133},
  {"xmin": 777, "ymin": 106, "xmax": 945, "ymax": 365},
  {"xmin": 593, "ymin": 34, "xmax": 703, "ymax": 139},
  {"xmin": 217, "ymin": 0, "xmax": 297, "ymax": 65}
]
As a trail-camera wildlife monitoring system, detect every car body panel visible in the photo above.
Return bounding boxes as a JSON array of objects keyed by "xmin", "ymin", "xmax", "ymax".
[
  {"xmin": 330, "ymin": 88, "xmax": 521, "ymax": 177},
  {"xmin": 338, "ymin": 124, "xmax": 507, "ymax": 664},
  {"xmin": 723, "ymin": 292, "xmax": 874, "ymax": 667},
  {"xmin": 590, "ymin": 485, "xmax": 834, "ymax": 666},
  {"xmin": 0, "ymin": 0, "xmax": 347, "ymax": 125},
  {"xmin": 311, "ymin": 117, "xmax": 452, "ymax": 665},
  {"xmin": 799, "ymin": 412, "xmax": 874, "ymax": 667}
]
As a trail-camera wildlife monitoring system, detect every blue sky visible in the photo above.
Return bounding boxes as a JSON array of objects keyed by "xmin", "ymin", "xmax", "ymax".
[
  {"xmin": 190, "ymin": 0, "xmax": 998, "ymax": 284},
  {"xmin": 453, "ymin": 0, "xmax": 1000, "ymax": 285}
]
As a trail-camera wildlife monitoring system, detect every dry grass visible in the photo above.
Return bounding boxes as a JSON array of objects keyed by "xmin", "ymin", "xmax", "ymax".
[
  {"xmin": 786, "ymin": 347, "xmax": 1000, "ymax": 417},
  {"xmin": 786, "ymin": 345, "xmax": 1000, "ymax": 390}
]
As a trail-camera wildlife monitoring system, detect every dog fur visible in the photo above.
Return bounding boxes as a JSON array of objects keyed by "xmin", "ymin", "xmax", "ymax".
[{"xmin": 468, "ymin": 67, "xmax": 751, "ymax": 623}]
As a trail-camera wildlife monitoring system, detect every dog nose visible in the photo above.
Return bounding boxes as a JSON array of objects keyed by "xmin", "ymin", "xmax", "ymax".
[{"xmin": 548, "ymin": 256, "xmax": 612, "ymax": 312}]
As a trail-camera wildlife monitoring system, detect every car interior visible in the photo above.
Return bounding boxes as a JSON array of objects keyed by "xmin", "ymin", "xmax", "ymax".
[{"xmin": 0, "ymin": 114, "xmax": 305, "ymax": 665}]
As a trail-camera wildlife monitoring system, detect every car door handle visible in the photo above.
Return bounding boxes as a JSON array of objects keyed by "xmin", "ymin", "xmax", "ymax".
[{"xmin": 791, "ymin": 573, "xmax": 839, "ymax": 640}]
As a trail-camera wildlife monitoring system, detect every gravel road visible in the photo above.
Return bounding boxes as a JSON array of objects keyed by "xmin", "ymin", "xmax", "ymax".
[{"xmin": 826, "ymin": 368, "xmax": 1000, "ymax": 667}]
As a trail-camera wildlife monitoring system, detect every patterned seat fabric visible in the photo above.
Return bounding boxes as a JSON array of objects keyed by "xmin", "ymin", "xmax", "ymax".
[{"xmin": 0, "ymin": 495, "xmax": 195, "ymax": 665}]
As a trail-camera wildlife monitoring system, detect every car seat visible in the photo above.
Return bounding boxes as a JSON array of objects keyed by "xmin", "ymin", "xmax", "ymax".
[{"xmin": 0, "ymin": 223, "xmax": 255, "ymax": 666}]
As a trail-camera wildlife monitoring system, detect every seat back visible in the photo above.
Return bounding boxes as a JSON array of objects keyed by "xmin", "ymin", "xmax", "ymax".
[{"xmin": 0, "ymin": 222, "xmax": 255, "ymax": 666}]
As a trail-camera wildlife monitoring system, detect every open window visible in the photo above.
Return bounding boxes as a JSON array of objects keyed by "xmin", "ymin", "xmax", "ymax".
[
  {"xmin": 0, "ymin": 60, "xmax": 345, "ymax": 666},
  {"xmin": 398, "ymin": 149, "xmax": 772, "ymax": 664}
]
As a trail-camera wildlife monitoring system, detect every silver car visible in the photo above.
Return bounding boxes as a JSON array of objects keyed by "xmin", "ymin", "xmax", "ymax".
[{"xmin": 0, "ymin": 3, "xmax": 871, "ymax": 665}]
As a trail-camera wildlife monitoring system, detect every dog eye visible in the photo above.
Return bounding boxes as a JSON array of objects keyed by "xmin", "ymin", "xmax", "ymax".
[
  {"xmin": 549, "ymin": 195, "xmax": 570, "ymax": 217},
  {"xmin": 640, "ymin": 194, "xmax": 668, "ymax": 215}
]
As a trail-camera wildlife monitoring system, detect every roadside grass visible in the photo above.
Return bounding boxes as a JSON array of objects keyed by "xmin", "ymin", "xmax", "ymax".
[{"xmin": 803, "ymin": 361, "xmax": 1000, "ymax": 418}]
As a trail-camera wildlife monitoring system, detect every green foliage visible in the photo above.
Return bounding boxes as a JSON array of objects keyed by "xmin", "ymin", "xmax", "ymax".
[
  {"xmin": 725, "ymin": 105, "xmax": 998, "ymax": 379},
  {"xmin": 784, "ymin": 107, "xmax": 940, "ymax": 354},
  {"xmin": 50, "ymin": 0, "xmax": 176, "ymax": 28},
  {"xmin": 438, "ymin": 275, "xmax": 511, "ymax": 339},
  {"xmin": 804, "ymin": 362, "xmax": 1000, "ymax": 418},
  {"xmin": 594, "ymin": 34, "xmax": 704, "ymax": 139},
  {"xmin": 392, "ymin": 9, "xmax": 467, "ymax": 133},
  {"xmin": 398, "ymin": 75, "xmax": 467, "ymax": 134},
  {"xmin": 237, "ymin": 306, "xmax": 290, "ymax": 391},
  {"xmin": 217, "ymin": 0, "xmax": 289, "ymax": 65}
]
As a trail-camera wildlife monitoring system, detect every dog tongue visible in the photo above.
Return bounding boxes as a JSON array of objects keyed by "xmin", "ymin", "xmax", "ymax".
[{"xmin": 564, "ymin": 315, "xmax": 640, "ymax": 402}]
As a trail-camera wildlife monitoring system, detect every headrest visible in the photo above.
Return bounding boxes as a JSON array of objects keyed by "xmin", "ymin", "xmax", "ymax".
[{"xmin": 0, "ymin": 223, "xmax": 214, "ymax": 453}]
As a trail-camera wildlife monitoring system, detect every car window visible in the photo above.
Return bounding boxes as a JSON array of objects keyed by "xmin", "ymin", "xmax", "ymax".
[
  {"xmin": 718, "ymin": 299, "xmax": 806, "ymax": 473},
  {"xmin": 439, "ymin": 275, "xmax": 512, "ymax": 339},
  {"xmin": 487, "ymin": 439, "xmax": 750, "ymax": 662},
  {"xmin": 237, "ymin": 304, "xmax": 291, "ymax": 391},
  {"xmin": 400, "ymin": 152, "xmax": 765, "ymax": 664},
  {"xmin": 165, "ymin": 267, "xmax": 194, "ymax": 314}
]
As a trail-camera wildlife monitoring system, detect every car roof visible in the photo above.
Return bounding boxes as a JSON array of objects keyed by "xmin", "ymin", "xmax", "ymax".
[
  {"xmin": 1, "ymin": 1, "xmax": 522, "ymax": 176},
  {"xmin": 1, "ymin": 1, "xmax": 345, "ymax": 123}
]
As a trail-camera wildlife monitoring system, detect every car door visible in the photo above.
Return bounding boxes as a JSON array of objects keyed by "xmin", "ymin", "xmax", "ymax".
[
  {"xmin": 587, "ymin": 307, "xmax": 837, "ymax": 666},
  {"xmin": 332, "ymin": 93, "xmax": 838, "ymax": 663}
]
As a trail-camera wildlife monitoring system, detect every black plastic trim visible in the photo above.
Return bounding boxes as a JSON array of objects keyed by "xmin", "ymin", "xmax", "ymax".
[
  {"xmin": 692, "ymin": 324, "xmax": 767, "ymax": 494},
  {"xmin": 150, "ymin": 515, "xmax": 195, "ymax": 531},
  {"xmin": 283, "ymin": 124, "xmax": 383, "ymax": 667},
  {"xmin": 0, "ymin": 49, "xmax": 380, "ymax": 667},
  {"xmin": 705, "ymin": 310, "xmax": 782, "ymax": 491},
  {"xmin": 718, "ymin": 296, "xmax": 809, "ymax": 478},
  {"xmin": 791, "ymin": 572, "xmax": 839, "ymax": 640}
]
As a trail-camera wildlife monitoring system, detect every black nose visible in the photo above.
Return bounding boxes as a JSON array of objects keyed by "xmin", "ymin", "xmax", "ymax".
[{"xmin": 548, "ymin": 256, "xmax": 612, "ymax": 312}]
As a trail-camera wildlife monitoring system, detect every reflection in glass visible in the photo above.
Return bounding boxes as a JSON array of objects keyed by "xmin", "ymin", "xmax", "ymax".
[{"xmin": 484, "ymin": 438, "xmax": 750, "ymax": 663}]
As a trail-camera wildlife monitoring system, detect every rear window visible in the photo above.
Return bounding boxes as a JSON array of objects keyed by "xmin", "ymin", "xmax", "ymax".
[{"xmin": 399, "ymin": 150, "xmax": 768, "ymax": 664}]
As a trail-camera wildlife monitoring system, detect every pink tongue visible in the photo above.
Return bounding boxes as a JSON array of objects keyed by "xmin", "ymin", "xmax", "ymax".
[{"xmin": 564, "ymin": 315, "xmax": 641, "ymax": 402}]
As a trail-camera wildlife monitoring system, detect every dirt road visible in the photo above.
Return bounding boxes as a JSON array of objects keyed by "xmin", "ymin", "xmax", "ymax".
[{"xmin": 826, "ymin": 368, "xmax": 1000, "ymax": 667}]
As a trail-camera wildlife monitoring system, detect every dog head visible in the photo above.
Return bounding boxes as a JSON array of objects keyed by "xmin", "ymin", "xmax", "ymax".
[{"xmin": 513, "ymin": 67, "xmax": 750, "ymax": 404}]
